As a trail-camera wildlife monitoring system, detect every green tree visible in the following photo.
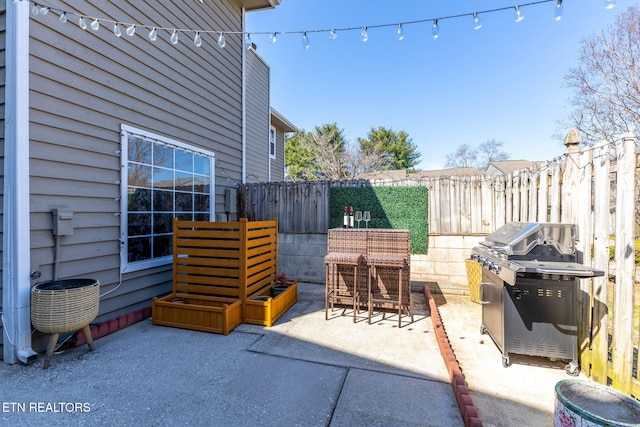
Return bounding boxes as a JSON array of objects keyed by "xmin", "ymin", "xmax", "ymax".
[{"xmin": 357, "ymin": 126, "xmax": 421, "ymax": 172}]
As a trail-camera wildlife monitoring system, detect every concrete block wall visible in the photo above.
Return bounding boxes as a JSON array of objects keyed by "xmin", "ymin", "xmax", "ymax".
[
  {"xmin": 277, "ymin": 233, "xmax": 327, "ymax": 284},
  {"xmin": 414, "ymin": 235, "xmax": 486, "ymax": 294},
  {"xmin": 277, "ymin": 232, "xmax": 488, "ymax": 295}
]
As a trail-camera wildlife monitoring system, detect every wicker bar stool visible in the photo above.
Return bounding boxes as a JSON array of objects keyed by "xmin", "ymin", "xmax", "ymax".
[
  {"xmin": 366, "ymin": 230, "xmax": 413, "ymax": 327},
  {"xmin": 325, "ymin": 229, "xmax": 367, "ymax": 322},
  {"xmin": 324, "ymin": 252, "xmax": 363, "ymax": 322}
]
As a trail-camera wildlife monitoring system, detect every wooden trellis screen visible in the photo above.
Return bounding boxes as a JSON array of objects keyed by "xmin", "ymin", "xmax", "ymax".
[{"xmin": 240, "ymin": 134, "xmax": 638, "ymax": 396}]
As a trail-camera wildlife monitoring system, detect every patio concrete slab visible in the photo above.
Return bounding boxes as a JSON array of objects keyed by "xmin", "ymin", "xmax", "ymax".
[
  {"xmin": 0, "ymin": 282, "xmax": 461, "ymax": 426},
  {"xmin": 434, "ymin": 291, "xmax": 586, "ymax": 427}
]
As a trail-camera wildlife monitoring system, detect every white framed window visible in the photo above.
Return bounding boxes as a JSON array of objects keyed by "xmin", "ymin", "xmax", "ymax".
[
  {"xmin": 120, "ymin": 124, "xmax": 215, "ymax": 273},
  {"xmin": 269, "ymin": 125, "xmax": 276, "ymax": 159}
]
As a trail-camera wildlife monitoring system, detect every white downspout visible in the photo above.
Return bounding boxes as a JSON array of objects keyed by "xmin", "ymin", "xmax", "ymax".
[
  {"xmin": 241, "ymin": 7, "xmax": 247, "ymax": 184},
  {"xmin": 2, "ymin": 0, "xmax": 37, "ymax": 364}
]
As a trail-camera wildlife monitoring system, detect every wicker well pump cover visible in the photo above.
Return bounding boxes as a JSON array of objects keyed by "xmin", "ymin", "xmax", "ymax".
[{"xmin": 31, "ymin": 279, "xmax": 100, "ymax": 334}]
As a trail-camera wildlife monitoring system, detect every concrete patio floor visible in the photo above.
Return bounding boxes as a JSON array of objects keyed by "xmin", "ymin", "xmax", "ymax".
[{"xmin": 0, "ymin": 282, "xmax": 576, "ymax": 426}]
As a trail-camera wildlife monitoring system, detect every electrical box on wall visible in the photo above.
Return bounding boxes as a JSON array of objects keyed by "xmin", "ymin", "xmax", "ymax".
[{"xmin": 52, "ymin": 209, "xmax": 74, "ymax": 236}]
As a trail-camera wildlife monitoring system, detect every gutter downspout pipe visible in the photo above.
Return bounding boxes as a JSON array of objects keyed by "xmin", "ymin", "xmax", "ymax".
[
  {"xmin": 241, "ymin": 7, "xmax": 247, "ymax": 185},
  {"xmin": 2, "ymin": 0, "xmax": 37, "ymax": 364}
]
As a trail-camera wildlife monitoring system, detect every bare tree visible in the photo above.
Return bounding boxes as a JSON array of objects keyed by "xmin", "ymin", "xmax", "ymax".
[
  {"xmin": 476, "ymin": 139, "xmax": 510, "ymax": 169},
  {"xmin": 285, "ymin": 123, "xmax": 352, "ymax": 181},
  {"xmin": 444, "ymin": 144, "xmax": 478, "ymax": 169},
  {"xmin": 563, "ymin": 6, "xmax": 640, "ymax": 144},
  {"xmin": 444, "ymin": 140, "xmax": 510, "ymax": 170}
]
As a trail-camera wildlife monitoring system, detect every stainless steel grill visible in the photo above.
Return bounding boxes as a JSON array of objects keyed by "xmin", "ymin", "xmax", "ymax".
[{"xmin": 470, "ymin": 222, "xmax": 604, "ymax": 375}]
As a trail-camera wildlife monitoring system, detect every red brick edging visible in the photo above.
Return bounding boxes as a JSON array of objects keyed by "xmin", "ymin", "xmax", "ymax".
[
  {"xmin": 424, "ymin": 286, "xmax": 482, "ymax": 427},
  {"xmin": 74, "ymin": 305, "xmax": 152, "ymax": 347}
]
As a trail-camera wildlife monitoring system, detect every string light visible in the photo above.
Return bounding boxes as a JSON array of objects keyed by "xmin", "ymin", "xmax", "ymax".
[
  {"xmin": 21, "ymin": 0, "xmax": 616, "ymax": 50},
  {"xmin": 553, "ymin": 0, "xmax": 564, "ymax": 21},
  {"xmin": 113, "ymin": 22, "xmax": 121, "ymax": 37},
  {"xmin": 193, "ymin": 31, "xmax": 202, "ymax": 47},
  {"xmin": 514, "ymin": 6, "xmax": 525, "ymax": 22},
  {"xmin": 217, "ymin": 32, "xmax": 226, "ymax": 48},
  {"xmin": 170, "ymin": 29, "xmax": 179, "ymax": 45},
  {"xmin": 396, "ymin": 24, "xmax": 404, "ymax": 41},
  {"xmin": 473, "ymin": 13, "xmax": 482, "ymax": 30},
  {"xmin": 360, "ymin": 26, "xmax": 368, "ymax": 42},
  {"xmin": 302, "ymin": 32, "xmax": 310, "ymax": 50},
  {"xmin": 269, "ymin": 32, "xmax": 277, "ymax": 44},
  {"xmin": 431, "ymin": 19, "xmax": 440, "ymax": 40}
]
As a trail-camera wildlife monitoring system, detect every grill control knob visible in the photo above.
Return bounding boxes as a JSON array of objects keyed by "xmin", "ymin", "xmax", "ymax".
[
  {"xmin": 471, "ymin": 253, "xmax": 479, "ymax": 260},
  {"xmin": 489, "ymin": 263, "xmax": 501, "ymax": 273}
]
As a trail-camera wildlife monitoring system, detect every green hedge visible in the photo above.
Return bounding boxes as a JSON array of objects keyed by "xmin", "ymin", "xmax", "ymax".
[{"xmin": 329, "ymin": 186, "xmax": 428, "ymax": 254}]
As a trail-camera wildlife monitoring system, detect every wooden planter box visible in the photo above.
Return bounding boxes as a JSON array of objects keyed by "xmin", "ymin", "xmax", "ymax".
[
  {"xmin": 152, "ymin": 218, "xmax": 297, "ymax": 334},
  {"xmin": 152, "ymin": 294, "xmax": 242, "ymax": 335},
  {"xmin": 244, "ymin": 280, "xmax": 298, "ymax": 327}
]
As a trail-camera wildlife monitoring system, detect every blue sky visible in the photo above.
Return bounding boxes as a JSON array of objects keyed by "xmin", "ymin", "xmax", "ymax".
[{"xmin": 246, "ymin": 0, "xmax": 633, "ymax": 170}]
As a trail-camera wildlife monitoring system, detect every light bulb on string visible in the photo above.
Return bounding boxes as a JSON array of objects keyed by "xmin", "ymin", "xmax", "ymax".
[
  {"xmin": 396, "ymin": 24, "xmax": 404, "ymax": 41},
  {"xmin": 126, "ymin": 24, "xmax": 136, "ymax": 36},
  {"xmin": 244, "ymin": 33, "xmax": 252, "ymax": 49},
  {"xmin": 59, "ymin": 12, "xmax": 67, "ymax": 24},
  {"xmin": 40, "ymin": 6, "xmax": 49, "ymax": 15},
  {"xmin": 31, "ymin": 3, "xmax": 39, "ymax": 15},
  {"xmin": 149, "ymin": 27, "xmax": 157, "ymax": 41},
  {"xmin": 361, "ymin": 27, "xmax": 368, "ymax": 42},
  {"xmin": 329, "ymin": 29, "xmax": 338, "ymax": 40},
  {"xmin": 78, "ymin": 16, "xmax": 87, "ymax": 30},
  {"xmin": 553, "ymin": 0, "xmax": 563, "ymax": 22},
  {"xmin": 604, "ymin": 0, "xmax": 615, "ymax": 9},
  {"xmin": 194, "ymin": 32, "xmax": 202, "ymax": 47},
  {"xmin": 431, "ymin": 19, "xmax": 440, "ymax": 40},
  {"xmin": 113, "ymin": 23, "xmax": 122, "ymax": 37},
  {"xmin": 473, "ymin": 13, "xmax": 482, "ymax": 30},
  {"xmin": 269, "ymin": 32, "xmax": 277, "ymax": 44},
  {"xmin": 302, "ymin": 32, "xmax": 310, "ymax": 50},
  {"xmin": 218, "ymin": 33, "xmax": 226, "ymax": 48},
  {"xmin": 91, "ymin": 19, "xmax": 100, "ymax": 31},
  {"xmin": 170, "ymin": 30, "xmax": 179, "ymax": 45},
  {"xmin": 514, "ymin": 6, "xmax": 524, "ymax": 22}
]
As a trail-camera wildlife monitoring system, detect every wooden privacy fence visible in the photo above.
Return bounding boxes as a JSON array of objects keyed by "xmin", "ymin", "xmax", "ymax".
[{"xmin": 240, "ymin": 133, "xmax": 639, "ymax": 396}]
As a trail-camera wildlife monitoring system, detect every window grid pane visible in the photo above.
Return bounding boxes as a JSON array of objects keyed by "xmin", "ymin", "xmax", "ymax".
[{"xmin": 125, "ymin": 133, "xmax": 213, "ymax": 265}]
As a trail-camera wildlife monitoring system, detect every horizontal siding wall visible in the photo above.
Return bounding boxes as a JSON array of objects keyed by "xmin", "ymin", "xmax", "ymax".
[
  {"xmin": 26, "ymin": 0, "xmax": 245, "ymax": 322},
  {"xmin": 245, "ymin": 48, "xmax": 269, "ymax": 183}
]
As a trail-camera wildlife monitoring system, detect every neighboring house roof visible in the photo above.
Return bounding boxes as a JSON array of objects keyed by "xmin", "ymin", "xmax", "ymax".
[
  {"xmin": 240, "ymin": 0, "xmax": 282, "ymax": 11},
  {"xmin": 271, "ymin": 108, "xmax": 298, "ymax": 133},
  {"xmin": 359, "ymin": 170, "xmax": 410, "ymax": 180},
  {"xmin": 360, "ymin": 167, "xmax": 486, "ymax": 180},
  {"xmin": 486, "ymin": 160, "xmax": 543, "ymax": 175},
  {"xmin": 414, "ymin": 167, "xmax": 483, "ymax": 177}
]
